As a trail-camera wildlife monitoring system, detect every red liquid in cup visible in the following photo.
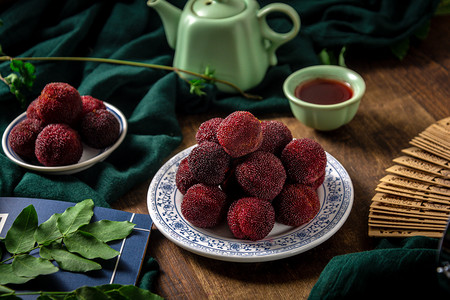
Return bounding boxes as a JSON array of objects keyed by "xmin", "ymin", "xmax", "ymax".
[{"xmin": 294, "ymin": 78, "xmax": 353, "ymax": 105}]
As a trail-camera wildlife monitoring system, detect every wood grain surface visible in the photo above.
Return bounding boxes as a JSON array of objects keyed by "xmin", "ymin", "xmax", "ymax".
[{"xmin": 113, "ymin": 15, "xmax": 450, "ymax": 300}]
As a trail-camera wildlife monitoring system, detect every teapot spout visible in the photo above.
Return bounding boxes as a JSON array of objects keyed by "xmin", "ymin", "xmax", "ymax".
[{"xmin": 147, "ymin": 0, "xmax": 181, "ymax": 49}]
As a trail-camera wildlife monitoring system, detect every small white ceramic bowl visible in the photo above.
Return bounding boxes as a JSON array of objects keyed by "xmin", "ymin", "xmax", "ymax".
[
  {"xmin": 283, "ymin": 65, "xmax": 365, "ymax": 131},
  {"xmin": 2, "ymin": 102, "xmax": 127, "ymax": 175}
]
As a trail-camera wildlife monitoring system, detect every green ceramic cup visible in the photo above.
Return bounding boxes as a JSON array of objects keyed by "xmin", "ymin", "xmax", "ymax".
[{"xmin": 283, "ymin": 65, "xmax": 365, "ymax": 131}]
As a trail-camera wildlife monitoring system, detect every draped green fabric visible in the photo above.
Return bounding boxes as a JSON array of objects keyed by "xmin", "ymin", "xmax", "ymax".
[
  {"xmin": 308, "ymin": 236, "xmax": 449, "ymax": 298},
  {"xmin": 0, "ymin": 0, "xmax": 440, "ymax": 207}
]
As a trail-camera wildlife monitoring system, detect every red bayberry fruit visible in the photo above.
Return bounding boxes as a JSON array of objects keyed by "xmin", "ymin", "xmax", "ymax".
[
  {"xmin": 227, "ymin": 197, "xmax": 275, "ymax": 241},
  {"xmin": 26, "ymin": 99, "xmax": 40, "ymax": 120},
  {"xmin": 81, "ymin": 95, "xmax": 106, "ymax": 116},
  {"xmin": 181, "ymin": 183, "xmax": 227, "ymax": 228},
  {"xmin": 216, "ymin": 111, "xmax": 263, "ymax": 158},
  {"xmin": 8, "ymin": 118, "xmax": 44, "ymax": 160},
  {"xmin": 176, "ymin": 157, "xmax": 199, "ymax": 194},
  {"xmin": 281, "ymin": 138, "xmax": 326, "ymax": 187},
  {"xmin": 258, "ymin": 120, "xmax": 293, "ymax": 156},
  {"xmin": 35, "ymin": 82, "xmax": 82, "ymax": 126},
  {"xmin": 80, "ymin": 109, "xmax": 120, "ymax": 149},
  {"xmin": 195, "ymin": 117, "xmax": 223, "ymax": 144},
  {"xmin": 272, "ymin": 183, "xmax": 320, "ymax": 227},
  {"xmin": 187, "ymin": 141, "xmax": 231, "ymax": 186},
  {"xmin": 235, "ymin": 151, "xmax": 286, "ymax": 201},
  {"xmin": 35, "ymin": 123, "xmax": 83, "ymax": 166}
]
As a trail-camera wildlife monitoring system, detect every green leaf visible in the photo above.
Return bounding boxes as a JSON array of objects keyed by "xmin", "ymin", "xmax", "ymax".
[
  {"xmin": 0, "ymin": 284, "xmax": 15, "ymax": 294},
  {"xmin": 4, "ymin": 205, "xmax": 38, "ymax": 254},
  {"xmin": 64, "ymin": 231, "xmax": 119, "ymax": 260},
  {"xmin": 36, "ymin": 292, "xmax": 80, "ymax": 300},
  {"xmin": 96, "ymin": 284, "xmax": 123, "ymax": 293},
  {"xmin": 60, "ymin": 294, "xmax": 78, "ymax": 300},
  {"xmin": 118, "ymin": 285, "xmax": 165, "ymax": 300},
  {"xmin": 414, "ymin": 20, "xmax": 430, "ymax": 40},
  {"xmin": 338, "ymin": 46, "xmax": 347, "ymax": 67},
  {"xmin": 94, "ymin": 284, "xmax": 164, "ymax": 300},
  {"xmin": 40, "ymin": 242, "xmax": 101, "ymax": 272},
  {"xmin": 0, "ymin": 286, "xmax": 20, "ymax": 300},
  {"xmin": 36, "ymin": 296, "xmax": 66, "ymax": 300},
  {"xmin": 4, "ymin": 59, "xmax": 36, "ymax": 108},
  {"xmin": 203, "ymin": 65, "xmax": 215, "ymax": 82},
  {"xmin": 35, "ymin": 213, "xmax": 63, "ymax": 245},
  {"xmin": 9, "ymin": 60, "xmax": 23, "ymax": 73},
  {"xmin": 22, "ymin": 64, "xmax": 36, "ymax": 89},
  {"xmin": 12, "ymin": 254, "xmax": 59, "ymax": 278},
  {"xmin": 435, "ymin": 0, "xmax": 450, "ymax": 15},
  {"xmin": 0, "ymin": 264, "xmax": 32, "ymax": 285},
  {"xmin": 318, "ymin": 48, "xmax": 334, "ymax": 65},
  {"xmin": 80, "ymin": 220, "xmax": 135, "ymax": 242},
  {"xmin": 0, "ymin": 294, "xmax": 21, "ymax": 300},
  {"xmin": 4, "ymin": 73, "xmax": 18, "ymax": 85},
  {"xmin": 9, "ymin": 60, "xmax": 36, "ymax": 86},
  {"xmin": 95, "ymin": 284, "xmax": 125, "ymax": 299},
  {"xmin": 57, "ymin": 199, "xmax": 94, "ymax": 236},
  {"xmin": 23, "ymin": 62, "xmax": 36, "ymax": 83},
  {"xmin": 318, "ymin": 47, "xmax": 347, "ymax": 67},
  {"xmin": 189, "ymin": 79, "xmax": 206, "ymax": 96},
  {"xmin": 187, "ymin": 65, "xmax": 215, "ymax": 96},
  {"xmin": 75, "ymin": 286, "xmax": 110, "ymax": 300},
  {"xmin": 390, "ymin": 38, "xmax": 410, "ymax": 60},
  {"xmin": 97, "ymin": 284, "xmax": 122, "ymax": 291},
  {"xmin": 39, "ymin": 242, "xmax": 56, "ymax": 260}
]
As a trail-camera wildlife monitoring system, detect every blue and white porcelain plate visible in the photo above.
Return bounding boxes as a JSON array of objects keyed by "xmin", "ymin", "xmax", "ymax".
[
  {"xmin": 2, "ymin": 102, "xmax": 127, "ymax": 175},
  {"xmin": 147, "ymin": 145, "xmax": 353, "ymax": 262}
]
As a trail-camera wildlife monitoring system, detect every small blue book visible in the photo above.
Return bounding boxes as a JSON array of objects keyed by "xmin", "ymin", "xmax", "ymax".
[{"xmin": 0, "ymin": 197, "xmax": 152, "ymax": 298}]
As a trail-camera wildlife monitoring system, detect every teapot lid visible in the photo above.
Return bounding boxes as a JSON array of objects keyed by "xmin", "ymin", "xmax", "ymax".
[{"xmin": 192, "ymin": 0, "xmax": 246, "ymax": 19}]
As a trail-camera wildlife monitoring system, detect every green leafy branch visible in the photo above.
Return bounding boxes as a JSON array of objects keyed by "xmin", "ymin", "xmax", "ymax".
[
  {"xmin": 186, "ymin": 65, "xmax": 215, "ymax": 97},
  {"xmin": 0, "ymin": 59, "xmax": 36, "ymax": 108},
  {"xmin": 0, "ymin": 283, "xmax": 163, "ymax": 300},
  {"xmin": 318, "ymin": 46, "xmax": 347, "ymax": 67},
  {"xmin": 0, "ymin": 199, "xmax": 162, "ymax": 299},
  {"xmin": 0, "ymin": 56, "xmax": 263, "ymax": 103}
]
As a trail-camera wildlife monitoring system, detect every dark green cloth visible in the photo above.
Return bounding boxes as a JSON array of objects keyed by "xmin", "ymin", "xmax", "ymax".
[
  {"xmin": 138, "ymin": 257, "xmax": 160, "ymax": 292},
  {"xmin": 0, "ymin": 0, "xmax": 440, "ymax": 207},
  {"xmin": 308, "ymin": 236, "xmax": 449, "ymax": 299}
]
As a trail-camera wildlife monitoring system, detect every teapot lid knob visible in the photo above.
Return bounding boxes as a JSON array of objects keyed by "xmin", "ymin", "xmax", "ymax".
[{"xmin": 192, "ymin": 0, "xmax": 246, "ymax": 19}]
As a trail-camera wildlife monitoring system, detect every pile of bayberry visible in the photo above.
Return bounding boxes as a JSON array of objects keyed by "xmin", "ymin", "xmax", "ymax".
[
  {"xmin": 8, "ymin": 82, "xmax": 120, "ymax": 166},
  {"xmin": 176, "ymin": 111, "xmax": 327, "ymax": 241}
]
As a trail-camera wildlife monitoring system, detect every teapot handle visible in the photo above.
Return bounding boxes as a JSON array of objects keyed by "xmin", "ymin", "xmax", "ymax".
[{"xmin": 257, "ymin": 3, "xmax": 300, "ymax": 66}]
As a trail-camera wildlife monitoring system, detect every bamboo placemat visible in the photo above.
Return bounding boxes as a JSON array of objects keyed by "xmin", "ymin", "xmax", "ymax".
[{"xmin": 368, "ymin": 117, "xmax": 450, "ymax": 238}]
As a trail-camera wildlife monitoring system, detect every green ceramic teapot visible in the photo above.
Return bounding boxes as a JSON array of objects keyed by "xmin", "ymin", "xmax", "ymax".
[{"xmin": 147, "ymin": 0, "xmax": 300, "ymax": 93}]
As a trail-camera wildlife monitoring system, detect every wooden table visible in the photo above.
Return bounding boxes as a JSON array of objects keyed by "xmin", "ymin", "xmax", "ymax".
[{"xmin": 113, "ymin": 15, "xmax": 450, "ymax": 299}]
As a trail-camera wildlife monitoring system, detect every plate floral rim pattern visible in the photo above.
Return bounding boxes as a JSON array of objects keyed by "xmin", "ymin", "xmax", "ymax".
[{"xmin": 147, "ymin": 145, "xmax": 353, "ymax": 262}]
